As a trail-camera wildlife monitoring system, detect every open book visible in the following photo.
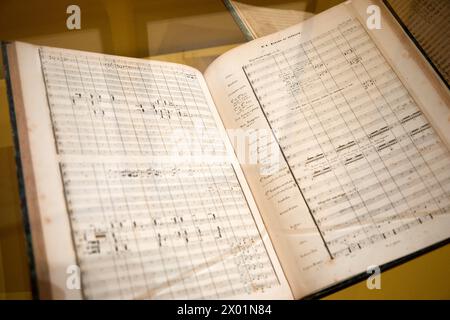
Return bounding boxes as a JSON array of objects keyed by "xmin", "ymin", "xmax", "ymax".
[{"xmin": 3, "ymin": 0, "xmax": 450, "ymax": 299}]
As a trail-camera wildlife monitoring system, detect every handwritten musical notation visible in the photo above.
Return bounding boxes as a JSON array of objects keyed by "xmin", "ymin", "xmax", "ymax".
[
  {"xmin": 243, "ymin": 18, "xmax": 450, "ymax": 258},
  {"xmin": 39, "ymin": 48, "xmax": 279, "ymax": 299}
]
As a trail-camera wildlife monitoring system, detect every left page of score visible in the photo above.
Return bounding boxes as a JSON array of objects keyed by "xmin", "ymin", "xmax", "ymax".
[{"xmin": 12, "ymin": 42, "xmax": 292, "ymax": 299}]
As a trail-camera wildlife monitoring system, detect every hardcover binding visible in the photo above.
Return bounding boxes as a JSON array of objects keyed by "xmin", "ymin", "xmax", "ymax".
[{"xmin": 1, "ymin": 41, "xmax": 39, "ymax": 299}]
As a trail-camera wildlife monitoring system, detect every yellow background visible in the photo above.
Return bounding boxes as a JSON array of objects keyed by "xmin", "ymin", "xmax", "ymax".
[{"xmin": 0, "ymin": 0, "xmax": 448, "ymax": 299}]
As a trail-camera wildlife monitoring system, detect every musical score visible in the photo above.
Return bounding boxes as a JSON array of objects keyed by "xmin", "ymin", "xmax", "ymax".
[
  {"xmin": 243, "ymin": 17, "xmax": 450, "ymax": 258},
  {"xmin": 39, "ymin": 48, "xmax": 279, "ymax": 299}
]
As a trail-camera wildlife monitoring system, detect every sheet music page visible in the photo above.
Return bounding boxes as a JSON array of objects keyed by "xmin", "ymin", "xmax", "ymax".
[
  {"xmin": 385, "ymin": 0, "xmax": 449, "ymax": 86},
  {"xmin": 228, "ymin": 0, "xmax": 314, "ymax": 38},
  {"xmin": 12, "ymin": 42, "xmax": 291, "ymax": 299},
  {"xmin": 205, "ymin": 0, "xmax": 450, "ymax": 298}
]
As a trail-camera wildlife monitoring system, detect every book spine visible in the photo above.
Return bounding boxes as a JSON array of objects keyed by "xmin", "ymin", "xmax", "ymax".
[{"xmin": 1, "ymin": 41, "xmax": 39, "ymax": 299}]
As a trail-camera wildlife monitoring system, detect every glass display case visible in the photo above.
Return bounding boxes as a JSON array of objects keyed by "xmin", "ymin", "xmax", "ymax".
[{"xmin": 0, "ymin": 0, "xmax": 449, "ymax": 300}]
